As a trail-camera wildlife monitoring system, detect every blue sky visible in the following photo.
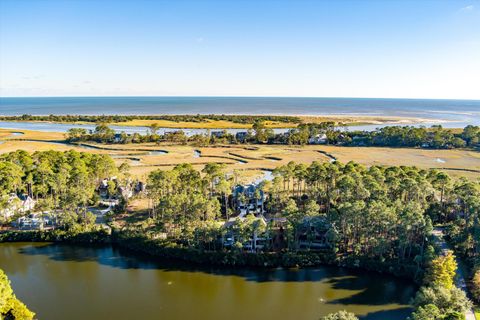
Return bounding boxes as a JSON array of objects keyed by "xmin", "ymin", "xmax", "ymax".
[{"xmin": 1, "ymin": 0, "xmax": 479, "ymax": 99}]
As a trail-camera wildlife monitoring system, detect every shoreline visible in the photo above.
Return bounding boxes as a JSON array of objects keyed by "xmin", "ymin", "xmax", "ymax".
[{"xmin": 0, "ymin": 229, "xmax": 421, "ymax": 282}]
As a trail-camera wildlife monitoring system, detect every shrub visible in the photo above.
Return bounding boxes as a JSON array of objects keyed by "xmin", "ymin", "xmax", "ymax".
[
  {"xmin": 0, "ymin": 269, "xmax": 35, "ymax": 320},
  {"xmin": 320, "ymin": 310, "xmax": 358, "ymax": 320},
  {"xmin": 471, "ymin": 269, "xmax": 480, "ymax": 302},
  {"xmin": 411, "ymin": 285, "xmax": 472, "ymax": 316}
]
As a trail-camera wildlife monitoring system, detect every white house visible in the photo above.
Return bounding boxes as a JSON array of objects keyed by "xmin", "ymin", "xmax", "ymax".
[
  {"xmin": 308, "ymin": 133, "xmax": 328, "ymax": 144},
  {"xmin": 0, "ymin": 193, "xmax": 36, "ymax": 220}
]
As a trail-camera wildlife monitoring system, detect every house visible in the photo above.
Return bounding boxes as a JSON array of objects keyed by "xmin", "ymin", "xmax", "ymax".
[
  {"xmin": 98, "ymin": 178, "xmax": 110, "ymax": 198},
  {"xmin": 267, "ymin": 217, "xmax": 288, "ymax": 251},
  {"xmin": 308, "ymin": 133, "xmax": 327, "ymax": 144},
  {"xmin": 232, "ymin": 184, "xmax": 264, "ymax": 214},
  {"xmin": 297, "ymin": 216, "xmax": 334, "ymax": 250},
  {"xmin": 18, "ymin": 194, "xmax": 35, "ymax": 211},
  {"xmin": 421, "ymin": 143, "xmax": 431, "ymax": 148},
  {"xmin": 113, "ymin": 133, "xmax": 123, "ymax": 143},
  {"xmin": 119, "ymin": 186, "xmax": 133, "ymax": 200},
  {"xmin": 99, "ymin": 176, "xmax": 125, "ymax": 199},
  {"xmin": 211, "ymin": 131, "xmax": 225, "ymax": 138},
  {"xmin": 134, "ymin": 181, "xmax": 146, "ymax": 194},
  {"xmin": 99, "ymin": 177, "xmax": 143, "ymax": 201},
  {"xmin": 13, "ymin": 212, "xmax": 54, "ymax": 230},
  {"xmin": 273, "ymin": 132, "xmax": 290, "ymax": 144},
  {"xmin": 235, "ymin": 131, "xmax": 248, "ymax": 142},
  {"xmin": 1, "ymin": 193, "xmax": 36, "ymax": 220},
  {"xmin": 222, "ymin": 215, "xmax": 268, "ymax": 251}
]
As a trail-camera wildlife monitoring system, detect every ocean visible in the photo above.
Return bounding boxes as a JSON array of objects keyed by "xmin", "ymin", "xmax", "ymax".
[{"xmin": 1, "ymin": 96, "xmax": 479, "ymax": 127}]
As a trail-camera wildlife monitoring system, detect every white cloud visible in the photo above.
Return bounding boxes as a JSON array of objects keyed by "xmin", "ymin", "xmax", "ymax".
[{"xmin": 459, "ymin": 5, "xmax": 474, "ymax": 12}]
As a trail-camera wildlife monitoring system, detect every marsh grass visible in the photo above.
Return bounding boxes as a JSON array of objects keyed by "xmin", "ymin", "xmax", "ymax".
[{"xmin": 1, "ymin": 129, "xmax": 478, "ymax": 180}]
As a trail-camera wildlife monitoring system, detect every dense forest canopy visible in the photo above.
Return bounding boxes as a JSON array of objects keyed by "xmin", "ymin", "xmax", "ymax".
[
  {"xmin": 143, "ymin": 160, "xmax": 478, "ymax": 318},
  {"xmin": 2, "ymin": 150, "xmax": 477, "ymax": 269},
  {"xmin": 0, "ymin": 150, "xmax": 124, "ymax": 230},
  {"xmin": 144, "ymin": 161, "xmax": 478, "ymax": 266},
  {"xmin": 0, "ymin": 150, "xmax": 117, "ymax": 203}
]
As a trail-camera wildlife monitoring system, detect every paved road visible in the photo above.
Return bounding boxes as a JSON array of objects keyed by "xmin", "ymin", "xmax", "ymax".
[{"xmin": 432, "ymin": 227, "xmax": 477, "ymax": 320}]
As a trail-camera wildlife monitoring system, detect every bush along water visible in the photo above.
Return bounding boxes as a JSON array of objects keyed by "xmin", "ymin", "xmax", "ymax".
[
  {"xmin": 0, "ymin": 229, "xmax": 110, "ymax": 244},
  {"xmin": 112, "ymin": 230, "xmax": 421, "ymax": 279}
]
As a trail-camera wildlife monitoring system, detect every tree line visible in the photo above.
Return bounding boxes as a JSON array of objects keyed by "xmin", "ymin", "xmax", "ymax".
[
  {"xmin": 433, "ymin": 172, "xmax": 480, "ymax": 309},
  {"xmin": 144, "ymin": 160, "xmax": 478, "ymax": 273},
  {"xmin": 143, "ymin": 161, "xmax": 478, "ymax": 319},
  {"xmin": 65, "ymin": 122, "xmax": 480, "ymax": 150},
  {"xmin": 346, "ymin": 125, "xmax": 479, "ymax": 149},
  {"xmin": 0, "ymin": 150, "xmax": 126, "ymax": 231},
  {"xmin": 274, "ymin": 123, "xmax": 479, "ymax": 148}
]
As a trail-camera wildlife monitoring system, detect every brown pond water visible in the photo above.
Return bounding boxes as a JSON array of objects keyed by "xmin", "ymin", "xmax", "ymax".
[{"xmin": 0, "ymin": 242, "xmax": 416, "ymax": 320}]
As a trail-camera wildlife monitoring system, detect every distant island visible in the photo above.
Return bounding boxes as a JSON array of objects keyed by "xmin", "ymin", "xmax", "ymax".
[{"xmin": 0, "ymin": 113, "xmax": 435, "ymax": 129}]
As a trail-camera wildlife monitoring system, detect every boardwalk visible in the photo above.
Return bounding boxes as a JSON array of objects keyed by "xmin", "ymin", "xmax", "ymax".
[{"xmin": 432, "ymin": 227, "xmax": 476, "ymax": 320}]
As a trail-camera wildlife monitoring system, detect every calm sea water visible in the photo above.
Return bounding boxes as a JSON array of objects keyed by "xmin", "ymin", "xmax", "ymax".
[
  {"xmin": 0, "ymin": 96, "xmax": 479, "ymax": 120},
  {"xmin": 1, "ymin": 97, "xmax": 479, "ymax": 129}
]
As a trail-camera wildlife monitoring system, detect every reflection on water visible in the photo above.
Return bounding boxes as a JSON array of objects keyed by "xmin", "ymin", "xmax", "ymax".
[
  {"xmin": 255, "ymin": 170, "xmax": 274, "ymax": 184},
  {"xmin": 148, "ymin": 151, "xmax": 168, "ymax": 155},
  {"xmin": 0, "ymin": 243, "xmax": 416, "ymax": 320}
]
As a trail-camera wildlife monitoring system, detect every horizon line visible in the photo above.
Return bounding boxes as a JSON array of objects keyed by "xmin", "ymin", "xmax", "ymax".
[{"xmin": 1, "ymin": 95, "xmax": 479, "ymax": 101}]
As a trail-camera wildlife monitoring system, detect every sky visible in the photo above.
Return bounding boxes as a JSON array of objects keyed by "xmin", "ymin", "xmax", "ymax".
[{"xmin": 0, "ymin": 0, "xmax": 479, "ymax": 99}]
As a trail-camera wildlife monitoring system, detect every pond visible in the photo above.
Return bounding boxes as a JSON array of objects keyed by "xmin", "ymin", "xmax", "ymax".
[
  {"xmin": 148, "ymin": 150, "xmax": 168, "ymax": 155},
  {"xmin": 0, "ymin": 242, "xmax": 416, "ymax": 320},
  {"xmin": 254, "ymin": 170, "xmax": 275, "ymax": 184}
]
